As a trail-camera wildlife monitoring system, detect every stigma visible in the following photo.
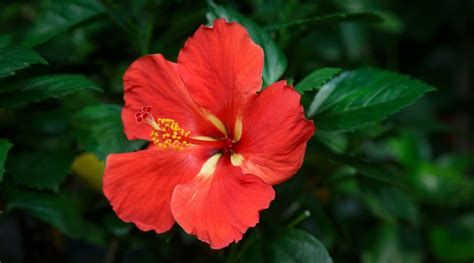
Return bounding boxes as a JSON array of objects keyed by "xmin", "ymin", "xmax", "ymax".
[{"xmin": 136, "ymin": 106, "xmax": 191, "ymax": 150}]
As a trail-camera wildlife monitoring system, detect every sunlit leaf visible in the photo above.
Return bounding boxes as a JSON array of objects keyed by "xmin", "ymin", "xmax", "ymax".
[
  {"xmin": 308, "ymin": 68, "xmax": 435, "ymax": 132},
  {"xmin": 22, "ymin": 0, "xmax": 105, "ymax": 47},
  {"xmin": 296, "ymin": 67, "xmax": 341, "ymax": 94},
  {"xmin": 0, "ymin": 74, "xmax": 102, "ymax": 107},
  {"xmin": 207, "ymin": 1, "xmax": 287, "ymax": 86},
  {"xmin": 0, "ymin": 47, "xmax": 47, "ymax": 78},
  {"xmin": 72, "ymin": 104, "xmax": 145, "ymax": 160},
  {"xmin": 0, "ymin": 138, "xmax": 13, "ymax": 181}
]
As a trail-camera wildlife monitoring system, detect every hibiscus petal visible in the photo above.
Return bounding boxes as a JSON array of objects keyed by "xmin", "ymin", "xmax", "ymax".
[
  {"xmin": 122, "ymin": 54, "xmax": 220, "ymax": 141},
  {"xmin": 177, "ymin": 18, "xmax": 264, "ymax": 132},
  {"xmin": 103, "ymin": 146, "xmax": 211, "ymax": 233},
  {"xmin": 234, "ymin": 81, "xmax": 315, "ymax": 185},
  {"xmin": 171, "ymin": 157, "xmax": 274, "ymax": 249}
]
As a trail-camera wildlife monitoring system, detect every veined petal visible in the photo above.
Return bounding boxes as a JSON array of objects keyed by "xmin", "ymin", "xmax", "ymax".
[
  {"xmin": 234, "ymin": 81, "xmax": 315, "ymax": 185},
  {"xmin": 122, "ymin": 54, "xmax": 221, "ymax": 141},
  {"xmin": 177, "ymin": 18, "xmax": 264, "ymax": 133},
  {"xmin": 171, "ymin": 157, "xmax": 274, "ymax": 249},
  {"xmin": 103, "ymin": 146, "xmax": 211, "ymax": 233}
]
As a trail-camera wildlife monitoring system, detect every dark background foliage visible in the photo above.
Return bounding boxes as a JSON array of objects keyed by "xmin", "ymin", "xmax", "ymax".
[{"xmin": 0, "ymin": 0, "xmax": 473, "ymax": 262}]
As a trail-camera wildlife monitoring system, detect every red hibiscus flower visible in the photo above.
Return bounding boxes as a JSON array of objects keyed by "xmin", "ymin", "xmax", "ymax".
[{"xmin": 103, "ymin": 18, "xmax": 315, "ymax": 249}]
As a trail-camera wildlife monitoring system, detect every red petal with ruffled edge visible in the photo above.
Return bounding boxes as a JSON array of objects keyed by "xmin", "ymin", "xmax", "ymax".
[
  {"xmin": 234, "ymin": 81, "xmax": 315, "ymax": 185},
  {"xmin": 122, "ymin": 54, "xmax": 221, "ymax": 141},
  {"xmin": 177, "ymin": 18, "xmax": 264, "ymax": 132},
  {"xmin": 103, "ymin": 146, "xmax": 211, "ymax": 233},
  {"xmin": 171, "ymin": 157, "xmax": 274, "ymax": 249}
]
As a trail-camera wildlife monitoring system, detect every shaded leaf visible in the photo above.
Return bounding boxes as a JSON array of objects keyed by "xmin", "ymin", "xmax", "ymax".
[
  {"xmin": 0, "ymin": 74, "xmax": 102, "ymax": 107},
  {"xmin": 72, "ymin": 104, "xmax": 145, "ymax": 160},
  {"xmin": 238, "ymin": 229, "xmax": 332, "ymax": 263},
  {"xmin": 4, "ymin": 184, "xmax": 106, "ymax": 245},
  {"xmin": 7, "ymin": 148, "xmax": 74, "ymax": 192},
  {"xmin": 0, "ymin": 138, "xmax": 13, "ymax": 181},
  {"xmin": 296, "ymin": 67, "xmax": 342, "ymax": 94},
  {"xmin": 429, "ymin": 214, "xmax": 474, "ymax": 262},
  {"xmin": 361, "ymin": 183, "xmax": 419, "ymax": 224},
  {"xmin": 0, "ymin": 47, "xmax": 47, "ymax": 78},
  {"xmin": 308, "ymin": 68, "xmax": 435, "ymax": 132},
  {"xmin": 207, "ymin": 1, "xmax": 287, "ymax": 86},
  {"xmin": 265, "ymin": 12, "xmax": 384, "ymax": 31},
  {"xmin": 362, "ymin": 224, "xmax": 422, "ymax": 263},
  {"xmin": 22, "ymin": 0, "xmax": 105, "ymax": 47}
]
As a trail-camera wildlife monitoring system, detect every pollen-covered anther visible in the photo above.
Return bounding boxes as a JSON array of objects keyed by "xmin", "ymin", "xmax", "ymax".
[{"xmin": 150, "ymin": 118, "xmax": 192, "ymax": 150}]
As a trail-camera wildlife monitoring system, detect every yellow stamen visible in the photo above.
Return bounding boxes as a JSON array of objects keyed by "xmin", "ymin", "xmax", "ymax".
[{"xmin": 149, "ymin": 118, "xmax": 192, "ymax": 150}]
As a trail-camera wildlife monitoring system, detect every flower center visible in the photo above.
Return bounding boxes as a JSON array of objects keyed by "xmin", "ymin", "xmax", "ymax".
[
  {"xmin": 135, "ymin": 106, "xmax": 238, "ymax": 152},
  {"xmin": 136, "ymin": 106, "xmax": 191, "ymax": 150}
]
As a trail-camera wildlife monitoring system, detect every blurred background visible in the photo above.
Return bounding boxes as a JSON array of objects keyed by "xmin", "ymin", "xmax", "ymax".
[{"xmin": 0, "ymin": 0, "xmax": 473, "ymax": 262}]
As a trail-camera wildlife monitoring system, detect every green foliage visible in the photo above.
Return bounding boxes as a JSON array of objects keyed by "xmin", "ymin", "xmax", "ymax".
[
  {"xmin": 0, "ymin": 0, "xmax": 471, "ymax": 262},
  {"xmin": 72, "ymin": 104, "xmax": 145, "ymax": 160},
  {"xmin": 296, "ymin": 67, "xmax": 342, "ymax": 94},
  {"xmin": 0, "ymin": 74, "xmax": 102, "ymax": 107},
  {"xmin": 22, "ymin": 0, "xmax": 105, "ymax": 47},
  {"xmin": 238, "ymin": 229, "xmax": 333, "ymax": 263},
  {"xmin": 4, "ymin": 184, "xmax": 106, "ymax": 245},
  {"xmin": 265, "ymin": 11, "xmax": 384, "ymax": 31},
  {"xmin": 0, "ymin": 138, "xmax": 13, "ymax": 181},
  {"xmin": 6, "ymin": 147, "xmax": 74, "ymax": 192},
  {"xmin": 207, "ymin": 1, "xmax": 287, "ymax": 86},
  {"xmin": 429, "ymin": 213, "xmax": 474, "ymax": 261},
  {"xmin": 308, "ymin": 68, "xmax": 435, "ymax": 132},
  {"xmin": 0, "ymin": 47, "xmax": 47, "ymax": 78}
]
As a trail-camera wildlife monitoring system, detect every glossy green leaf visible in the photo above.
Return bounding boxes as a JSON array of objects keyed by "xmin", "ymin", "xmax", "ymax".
[
  {"xmin": 4, "ymin": 185, "xmax": 106, "ymax": 245},
  {"xmin": 429, "ymin": 214, "xmax": 474, "ymax": 261},
  {"xmin": 0, "ymin": 138, "xmax": 13, "ymax": 181},
  {"xmin": 0, "ymin": 74, "xmax": 102, "ymax": 107},
  {"xmin": 0, "ymin": 47, "xmax": 47, "ymax": 78},
  {"xmin": 296, "ymin": 67, "xmax": 342, "ymax": 94},
  {"xmin": 7, "ymin": 148, "xmax": 74, "ymax": 192},
  {"xmin": 207, "ymin": 1, "xmax": 287, "ymax": 86},
  {"xmin": 308, "ymin": 68, "xmax": 435, "ymax": 132},
  {"xmin": 238, "ymin": 229, "xmax": 332, "ymax": 263},
  {"xmin": 265, "ymin": 12, "xmax": 384, "ymax": 31},
  {"xmin": 72, "ymin": 104, "xmax": 145, "ymax": 160},
  {"xmin": 22, "ymin": 0, "xmax": 105, "ymax": 47}
]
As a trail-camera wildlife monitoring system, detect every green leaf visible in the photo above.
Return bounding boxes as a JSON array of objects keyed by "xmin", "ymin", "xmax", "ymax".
[
  {"xmin": 265, "ymin": 12, "xmax": 384, "ymax": 31},
  {"xmin": 0, "ymin": 74, "xmax": 102, "ymax": 107},
  {"xmin": 22, "ymin": 0, "xmax": 105, "ymax": 47},
  {"xmin": 4, "ymin": 185, "xmax": 106, "ymax": 245},
  {"xmin": 308, "ymin": 68, "xmax": 435, "ymax": 132},
  {"xmin": 0, "ymin": 138, "xmax": 13, "ymax": 181},
  {"xmin": 238, "ymin": 229, "xmax": 332, "ymax": 263},
  {"xmin": 7, "ymin": 148, "xmax": 74, "ymax": 192},
  {"xmin": 362, "ymin": 224, "xmax": 422, "ymax": 263},
  {"xmin": 429, "ymin": 214, "xmax": 474, "ymax": 261},
  {"xmin": 0, "ymin": 47, "xmax": 47, "ymax": 78},
  {"xmin": 296, "ymin": 67, "xmax": 342, "ymax": 94},
  {"xmin": 0, "ymin": 34, "xmax": 13, "ymax": 48},
  {"xmin": 72, "ymin": 104, "xmax": 145, "ymax": 160},
  {"xmin": 207, "ymin": 1, "xmax": 287, "ymax": 86},
  {"xmin": 360, "ymin": 179, "xmax": 419, "ymax": 224}
]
